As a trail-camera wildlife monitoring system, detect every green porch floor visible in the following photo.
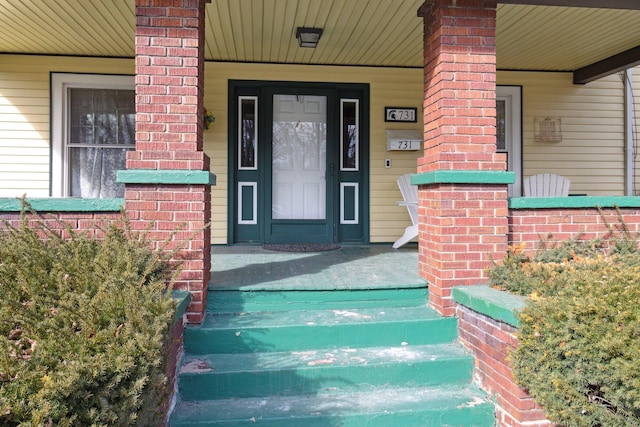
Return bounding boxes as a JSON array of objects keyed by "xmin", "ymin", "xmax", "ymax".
[{"xmin": 209, "ymin": 244, "xmax": 425, "ymax": 291}]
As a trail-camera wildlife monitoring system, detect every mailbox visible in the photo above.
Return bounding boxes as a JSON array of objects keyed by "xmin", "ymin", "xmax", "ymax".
[{"xmin": 385, "ymin": 130, "xmax": 422, "ymax": 151}]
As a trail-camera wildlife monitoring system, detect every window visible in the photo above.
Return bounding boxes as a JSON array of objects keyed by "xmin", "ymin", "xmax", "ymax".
[
  {"xmin": 238, "ymin": 96, "xmax": 258, "ymax": 170},
  {"xmin": 496, "ymin": 86, "xmax": 522, "ymax": 197},
  {"xmin": 51, "ymin": 73, "xmax": 135, "ymax": 198},
  {"xmin": 341, "ymin": 99, "xmax": 359, "ymax": 171}
]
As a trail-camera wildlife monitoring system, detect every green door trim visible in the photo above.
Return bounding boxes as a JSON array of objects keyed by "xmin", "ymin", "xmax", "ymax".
[{"xmin": 228, "ymin": 80, "xmax": 370, "ymax": 245}]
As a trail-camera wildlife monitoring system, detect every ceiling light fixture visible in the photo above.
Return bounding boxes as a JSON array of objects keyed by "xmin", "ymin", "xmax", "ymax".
[{"xmin": 296, "ymin": 27, "xmax": 323, "ymax": 48}]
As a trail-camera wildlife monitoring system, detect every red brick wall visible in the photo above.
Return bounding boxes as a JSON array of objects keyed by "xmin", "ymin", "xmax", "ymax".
[
  {"xmin": 0, "ymin": 211, "xmax": 122, "ymax": 239},
  {"xmin": 162, "ymin": 315, "xmax": 185, "ymax": 425},
  {"xmin": 419, "ymin": 184, "xmax": 509, "ymax": 315},
  {"xmin": 418, "ymin": 0, "xmax": 502, "ymax": 174},
  {"xmin": 418, "ymin": 0, "xmax": 508, "ymax": 316},
  {"xmin": 131, "ymin": 0, "xmax": 211, "ymax": 324},
  {"xmin": 509, "ymin": 207, "xmax": 640, "ymax": 254},
  {"xmin": 457, "ymin": 305, "xmax": 553, "ymax": 427},
  {"xmin": 124, "ymin": 183, "xmax": 211, "ymax": 323}
]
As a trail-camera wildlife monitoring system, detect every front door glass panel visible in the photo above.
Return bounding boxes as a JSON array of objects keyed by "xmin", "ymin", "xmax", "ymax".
[{"xmin": 272, "ymin": 94, "xmax": 327, "ymax": 220}]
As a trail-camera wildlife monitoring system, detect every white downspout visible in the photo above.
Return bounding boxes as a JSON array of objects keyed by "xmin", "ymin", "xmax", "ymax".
[{"xmin": 624, "ymin": 68, "xmax": 634, "ymax": 196}]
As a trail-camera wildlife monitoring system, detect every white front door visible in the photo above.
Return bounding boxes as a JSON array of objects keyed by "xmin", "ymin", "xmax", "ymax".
[{"xmin": 272, "ymin": 94, "xmax": 327, "ymax": 219}]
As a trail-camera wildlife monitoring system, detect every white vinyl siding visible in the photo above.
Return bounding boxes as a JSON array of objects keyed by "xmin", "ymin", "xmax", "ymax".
[
  {"xmin": 203, "ymin": 62, "xmax": 424, "ymax": 244},
  {"xmin": 498, "ymin": 70, "xmax": 628, "ymax": 196},
  {"xmin": 2, "ymin": 53, "xmax": 639, "ymax": 243},
  {"xmin": 0, "ymin": 54, "xmax": 133, "ymax": 197}
]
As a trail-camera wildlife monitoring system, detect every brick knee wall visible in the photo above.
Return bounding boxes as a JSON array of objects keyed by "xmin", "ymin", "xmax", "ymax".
[
  {"xmin": 0, "ymin": 211, "xmax": 122, "ymax": 238},
  {"xmin": 162, "ymin": 315, "xmax": 184, "ymax": 426},
  {"xmin": 509, "ymin": 207, "xmax": 640, "ymax": 254},
  {"xmin": 456, "ymin": 304, "xmax": 553, "ymax": 427}
]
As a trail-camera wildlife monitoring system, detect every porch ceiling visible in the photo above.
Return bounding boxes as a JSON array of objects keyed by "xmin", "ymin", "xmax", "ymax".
[{"xmin": 0, "ymin": 0, "xmax": 638, "ymax": 74}]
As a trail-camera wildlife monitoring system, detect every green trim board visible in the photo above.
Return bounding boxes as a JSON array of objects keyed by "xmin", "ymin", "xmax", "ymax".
[
  {"xmin": 0, "ymin": 198, "xmax": 123, "ymax": 212},
  {"xmin": 452, "ymin": 285, "xmax": 526, "ymax": 327},
  {"xmin": 171, "ymin": 290, "xmax": 192, "ymax": 323},
  {"xmin": 117, "ymin": 169, "xmax": 216, "ymax": 185},
  {"xmin": 509, "ymin": 195, "xmax": 640, "ymax": 209},
  {"xmin": 411, "ymin": 170, "xmax": 515, "ymax": 185}
]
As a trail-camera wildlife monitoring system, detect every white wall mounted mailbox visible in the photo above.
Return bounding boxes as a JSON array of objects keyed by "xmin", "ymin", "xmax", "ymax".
[{"xmin": 386, "ymin": 129, "xmax": 422, "ymax": 151}]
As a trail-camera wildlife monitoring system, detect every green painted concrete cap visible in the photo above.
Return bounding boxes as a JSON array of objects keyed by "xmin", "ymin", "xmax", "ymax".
[
  {"xmin": 412, "ymin": 170, "xmax": 515, "ymax": 186},
  {"xmin": 171, "ymin": 290, "xmax": 191, "ymax": 323},
  {"xmin": 117, "ymin": 169, "xmax": 216, "ymax": 185},
  {"xmin": 509, "ymin": 195, "xmax": 640, "ymax": 209},
  {"xmin": 0, "ymin": 198, "xmax": 123, "ymax": 212},
  {"xmin": 452, "ymin": 285, "xmax": 526, "ymax": 327}
]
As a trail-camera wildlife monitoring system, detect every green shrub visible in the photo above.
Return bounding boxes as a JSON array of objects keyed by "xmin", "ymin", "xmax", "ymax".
[
  {"xmin": 489, "ymin": 213, "xmax": 640, "ymax": 426},
  {"xmin": 513, "ymin": 257, "xmax": 640, "ymax": 426},
  {"xmin": 488, "ymin": 235, "xmax": 608, "ymax": 296},
  {"xmin": 0, "ymin": 212, "xmax": 177, "ymax": 426}
]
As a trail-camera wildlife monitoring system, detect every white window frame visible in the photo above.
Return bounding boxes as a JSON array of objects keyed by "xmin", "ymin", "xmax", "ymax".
[
  {"xmin": 497, "ymin": 86, "xmax": 522, "ymax": 197},
  {"xmin": 237, "ymin": 181, "xmax": 258, "ymax": 225},
  {"xmin": 51, "ymin": 73, "xmax": 135, "ymax": 197},
  {"xmin": 340, "ymin": 182, "xmax": 359, "ymax": 225}
]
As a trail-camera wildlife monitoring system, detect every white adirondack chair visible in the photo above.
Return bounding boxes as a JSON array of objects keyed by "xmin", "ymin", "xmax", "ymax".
[
  {"xmin": 523, "ymin": 173, "xmax": 570, "ymax": 197},
  {"xmin": 393, "ymin": 173, "xmax": 419, "ymax": 249}
]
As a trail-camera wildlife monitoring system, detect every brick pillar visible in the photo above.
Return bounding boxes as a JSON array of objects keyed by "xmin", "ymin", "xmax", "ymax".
[
  {"xmin": 124, "ymin": 0, "xmax": 212, "ymax": 324},
  {"xmin": 417, "ymin": 0, "xmax": 511, "ymax": 316}
]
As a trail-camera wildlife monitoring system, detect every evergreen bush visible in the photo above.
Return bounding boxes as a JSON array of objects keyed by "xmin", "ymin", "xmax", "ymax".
[
  {"xmin": 489, "ymin": 212, "xmax": 640, "ymax": 426},
  {"xmin": 0, "ymin": 212, "xmax": 178, "ymax": 426}
]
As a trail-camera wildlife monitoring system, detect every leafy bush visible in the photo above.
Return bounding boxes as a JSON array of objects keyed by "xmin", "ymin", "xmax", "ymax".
[
  {"xmin": 0, "ymin": 212, "xmax": 177, "ymax": 426},
  {"xmin": 489, "ymin": 213, "xmax": 640, "ymax": 426}
]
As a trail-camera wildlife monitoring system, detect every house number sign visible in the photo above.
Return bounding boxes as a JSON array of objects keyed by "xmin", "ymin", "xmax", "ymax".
[
  {"xmin": 385, "ymin": 129, "xmax": 422, "ymax": 151},
  {"xmin": 385, "ymin": 107, "xmax": 417, "ymax": 123}
]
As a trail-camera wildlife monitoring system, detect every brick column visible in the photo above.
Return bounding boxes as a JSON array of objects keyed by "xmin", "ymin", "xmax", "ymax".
[
  {"xmin": 417, "ymin": 0, "xmax": 511, "ymax": 316},
  {"xmin": 122, "ymin": 0, "xmax": 212, "ymax": 324}
]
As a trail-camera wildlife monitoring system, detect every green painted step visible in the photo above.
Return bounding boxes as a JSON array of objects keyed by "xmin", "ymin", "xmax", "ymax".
[
  {"xmin": 185, "ymin": 304, "xmax": 457, "ymax": 354},
  {"xmin": 207, "ymin": 288, "xmax": 429, "ymax": 313},
  {"xmin": 178, "ymin": 343, "xmax": 474, "ymax": 400},
  {"xmin": 172, "ymin": 289, "xmax": 495, "ymax": 426},
  {"xmin": 169, "ymin": 384, "xmax": 495, "ymax": 427}
]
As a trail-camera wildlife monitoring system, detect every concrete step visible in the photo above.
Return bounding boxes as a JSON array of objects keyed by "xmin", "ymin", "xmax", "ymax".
[
  {"xmin": 185, "ymin": 303, "xmax": 458, "ymax": 354},
  {"xmin": 178, "ymin": 343, "xmax": 474, "ymax": 400},
  {"xmin": 207, "ymin": 288, "xmax": 428, "ymax": 313},
  {"xmin": 170, "ymin": 289, "xmax": 494, "ymax": 426},
  {"xmin": 170, "ymin": 384, "xmax": 495, "ymax": 426}
]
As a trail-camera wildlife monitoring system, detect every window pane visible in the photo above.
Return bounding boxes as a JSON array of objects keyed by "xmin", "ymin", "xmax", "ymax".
[
  {"xmin": 69, "ymin": 147, "xmax": 129, "ymax": 198},
  {"xmin": 117, "ymin": 90, "xmax": 136, "ymax": 145},
  {"xmin": 341, "ymin": 100, "xmax": 358, "ymax": 170},
  {"xmin": 272, "ymin": 94, "xmax": 327, "ymax": 220},
  {"xmin": 67, "ymin": 87, "xmax": 134, "ymax": 198},
  {"xmin": 496, "ymin": 99, "xmax": 506, "ymax": 152},
  {"xmin": 239, "ymin": 97, "xmax": 257, "ymax": 169},
  {"xmin": 69, "ymin": 88, "xmax": 135, "ymax": 146}
]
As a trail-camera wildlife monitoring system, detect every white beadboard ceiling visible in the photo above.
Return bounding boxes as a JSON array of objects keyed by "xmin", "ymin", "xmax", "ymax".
[{"xmin": 0, "ymin": 0, "xmax": 638, "ymax": 72}]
